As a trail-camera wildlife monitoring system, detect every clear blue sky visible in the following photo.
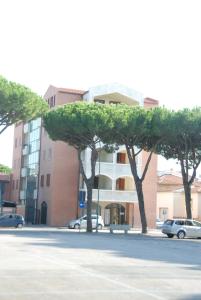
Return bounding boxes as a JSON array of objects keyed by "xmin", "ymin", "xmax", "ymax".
[{"xmin": 0, "ymin": 0, "xmax": 201, "ymax": 170}]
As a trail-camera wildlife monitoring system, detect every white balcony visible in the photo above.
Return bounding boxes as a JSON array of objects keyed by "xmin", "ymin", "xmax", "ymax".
[
  {"xmin": 95, "ymin": 162, "xmax": 132, "ymax": 179},
  {"xmin": 23, "ymin": 123, "xmax": 30, "ymax": 134},
  {"xmin": 22, "ymin": 145, "xmax": 29, "ymax": 156},
  {"xmin": 21, "ymin": 167, "xmax": 28, "ymax": 177},
  {"xmin": 20, "ymin": 190, "xmax": 26, "ymax": 200},
  {"xmin": 92, "ymin": 189, "xmax": 138, "ymax": 203}
]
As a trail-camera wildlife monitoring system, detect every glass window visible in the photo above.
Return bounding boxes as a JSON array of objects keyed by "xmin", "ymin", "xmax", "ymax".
[
  {"xmin": 193, "ymin": 221, "xmax": 201, "ymax": 227},
  {"xmin": 175, "ymin": 220, "xmax": 184, "ymax": 225},
  {"xmin": 94, "ymin": 99, "xmax": 105, "ymax": 104},
  {"xmin": 109, "ymin": 101, "xmax": 120, "ymax": 105},
  {"xmin": 164, "ymin": 219, "xmax": 174, "ymax": 225},
  {"xmin": 40, "ymin": 175, "xmax": 44, "ymax": 187},
  {"xmin": 46, "ymin": 174, "xmax": 51, "ymax": 187},
  {"xmin": 185, "ymin": 220, "xmax": 193, "ymax": 226},
  {"xmin": 16, "ymin": 180, "xmax": 19, "ymax": 190},
  {"xmin": 30, "ymin": 140, "xmax": 40, "ymax": 153},
  {"xmin": 30, "ymin": 128, "xmax": 40, "ymax": 142}
]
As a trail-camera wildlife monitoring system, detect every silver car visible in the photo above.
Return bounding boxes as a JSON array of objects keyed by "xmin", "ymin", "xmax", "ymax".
[
  {"xmin": 162, "ymin": 219, "xmax": 201, "ymax": 239},
  {"xmin": 68, "ymin": 215, "xmax": 104, "ymax": 230}
]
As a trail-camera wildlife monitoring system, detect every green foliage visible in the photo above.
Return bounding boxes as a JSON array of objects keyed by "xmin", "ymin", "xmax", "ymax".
[
  {"xmin": 156, "ymin": 107, "xmax": 201, "ymax": 167},
  {"xmin": 0, "ymin": 164, "xmax": 12, "ymax": 174},
  {"xmin": 0, "ymin": 75, "xmax": 48, "ymax": 134},
  {"xmin": 43, "ymin": 101, "xmax": 111, "ymax": 150},
  {"xmin": 100, "ymin": 104, "xmax": 168, "ymax": 152}
]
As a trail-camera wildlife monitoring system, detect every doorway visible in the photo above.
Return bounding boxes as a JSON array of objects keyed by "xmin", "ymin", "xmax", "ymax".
[
  {"xmin": 104, "ymin": 203, "xmax": 125, "ymax": 225},
  {"xmin": 41, "ymin": 201, "xmax": 47, "ymax": 224}
]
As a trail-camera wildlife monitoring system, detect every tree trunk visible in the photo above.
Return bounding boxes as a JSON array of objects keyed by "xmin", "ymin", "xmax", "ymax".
[
  {"xmin": 135, "ymin": 180, "xmax": 147, "ymax": 233},
  {"xmin": 125, "ymin": 145, "xmax": 149, "ymax": 234},
  {"xmin": 183, "ymin": 182, "xmax": 192, "ymax": 219},
  {"xmin": 86, "ymin": 183, "xmax": 93, "ymax": 232},
  {"xmin": 180, "ymin": 159, "xmax": 192, "ymax": 219}
]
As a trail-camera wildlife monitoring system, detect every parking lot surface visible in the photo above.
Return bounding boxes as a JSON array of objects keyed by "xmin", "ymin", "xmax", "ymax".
[{"xmin": 0, "ymin": 227, "xmax": 201, "ymax": 300}]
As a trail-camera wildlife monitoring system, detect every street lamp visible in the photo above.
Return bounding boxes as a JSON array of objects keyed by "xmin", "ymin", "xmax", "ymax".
[{"xmin": 96, "ymin": 144, "xmax": 101, "ymax": 232}]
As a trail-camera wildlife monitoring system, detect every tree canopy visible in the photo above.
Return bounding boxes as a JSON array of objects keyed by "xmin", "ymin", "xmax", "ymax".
[
  {"xmin": 0, "ymin": 75, "xmax": 48, "ymax": 134},
  {"xmin": 0, "ymin": 164, "xmax": 12, "ymax": 174},
  {"xmin": 155, "ymin": 107, "xmax": 201, "ymax": 218},
  {"xmin": 99, "ymin": 104, "xmax": 166, "ymax": 233},
  {"xmin": 43, "ymin": 102, "xmax": 111, "ymax": 232}
]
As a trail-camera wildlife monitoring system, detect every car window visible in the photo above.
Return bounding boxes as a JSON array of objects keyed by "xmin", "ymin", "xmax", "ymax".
[
  {"xmin": 175, "ymin": 220, "xmax": 184, "ymax": 225},
  {"xmin": 82, "ymin": 217, "xmax": 87, "ymax": 220},
  {"xmin": 91, "ymin": 216, "xmax": 97, "ymax": 219},
  {"xmin": 193, "ymin": 221, "xmax": 201, "ymax": 227},
  {"xmin": 164, "ymin": 219, "xmax": 174, "ymax": 225},
  {"xmin": 185, "ymin": 220, "xmax": 193, "ymax": 226}
]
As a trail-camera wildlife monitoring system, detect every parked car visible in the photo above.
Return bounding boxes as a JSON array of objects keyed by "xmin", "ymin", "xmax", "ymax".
[
  {"xmin": 68, "ymin": 214, "xmax": 104, "ymax": 230},
  {"xmin": 156, "ymin": 218, "xmax": 164, "ymax": 229},
  {"xmin": 0, "ymin": 214, "xmax": 25, "ymax": 228},
  {"xmin": 162, "ymin": 218, "xmax": 201, "ymax": 239}
]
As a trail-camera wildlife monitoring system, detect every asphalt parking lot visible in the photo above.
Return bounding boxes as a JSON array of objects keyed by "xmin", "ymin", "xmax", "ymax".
[{"xmin": 0, "ymin": 227, "xmax": 201, "ymax": 300}]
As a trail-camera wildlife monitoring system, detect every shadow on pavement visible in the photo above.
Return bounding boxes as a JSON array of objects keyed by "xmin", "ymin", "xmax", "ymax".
[{"xmin": 0, "ymin": 227, "xmax": 201, "ymax": 270}]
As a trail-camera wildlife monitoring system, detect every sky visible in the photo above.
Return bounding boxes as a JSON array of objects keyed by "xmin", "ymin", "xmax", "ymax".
[{"xmin": 0, "ymin": 0, "xmax": 201, "ymax": 170}]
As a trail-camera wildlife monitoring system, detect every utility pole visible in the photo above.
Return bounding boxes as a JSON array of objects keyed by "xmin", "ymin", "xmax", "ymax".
[{"xmin": 0, "ymin": 182, "xmax": 3, "ymax": 215}]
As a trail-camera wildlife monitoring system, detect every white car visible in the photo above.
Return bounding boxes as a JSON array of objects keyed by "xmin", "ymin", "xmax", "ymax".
[
  {"xmin": 162, "ymin": 218, "xmax": 201, "ymax": 239},
  {"xmin": 68, "ymin": 214, "xmax": 104, "ymax": 230}
]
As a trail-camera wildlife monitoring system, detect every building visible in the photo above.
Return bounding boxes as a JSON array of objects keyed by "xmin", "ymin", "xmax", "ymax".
[
  {"xmin": 157, "ymin": 171, "xmax": 201, "ymax": 221},
  {"xmin": 11, "ymin": 83, "xmax": 158, "ymax": 228},
  {"xmin": 0, "ymin": 173, "xmax": 16, "ymax": 214}
]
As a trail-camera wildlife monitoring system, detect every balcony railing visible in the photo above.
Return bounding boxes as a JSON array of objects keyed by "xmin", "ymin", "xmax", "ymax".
[
  {"xmin": 22, "ymin": 145, "xmax": 29, "ymax": 156},
  {"xmin": 21, "ymin": 167, "xmax": 28, "ymax": 177},
  {"xmin": 20, "ymin": 190, "xmax": 26, "ymax": 200},
  {"xmin": 95, "ymin": 162, "xmax": 132, "ymax": 178},
  {"xmin": 92, "ymin": 189, "xmax": 138, "ymax": 203}
]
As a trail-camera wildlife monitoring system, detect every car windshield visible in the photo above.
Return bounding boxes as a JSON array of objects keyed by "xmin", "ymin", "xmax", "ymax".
[
  {"xmin": 193, "ymin": 220, "xmax": 201, "ymax": 227},
  {"xmin": 164, "ymin": 219, "xmax": 174, "ymax": 225}
]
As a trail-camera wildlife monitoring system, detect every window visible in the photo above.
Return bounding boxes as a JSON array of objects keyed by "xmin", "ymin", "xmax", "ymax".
[
  {"xmin": 193, "ymin": 221, "xmax": 201, "ymax": 227},
  {"xmin": 185, "ymin": 220, "xmax": 193, "ymax": 226},
  {"xmin": 117, "ymin": 153, "xmax": 126, "ymax": 164},
  {"xmin": 46, "ymin": 174, "xmax": 51, "ymax": 187},
  {"xmin": 116, "ymin": 178, "xmax": 125, "ymax": 190},
  {"xmin": 164, "ymin": 219, "xmax": 174, "ymax": 225},
  {"xmin": 12, "ymin": 180, "xmax": 15, "ymax": 190},
  {"xmin": 109, "ymin": 101, "xmax": 120, "ymax": 105},
  {"xmin": 40, "ymin": 175, "xmax": 44, "ymax": 187},
  {"xmin": 15, "ymin": 138, "xmax": 17, "ymax": 148},
  {"xmin": 185, "ymin": 221, "xmax": 193, "ymax": 226},
  {"xmin": 175, "ymin": 220, "xmax": 184, "ymax": 225},
  {"xmin": 16, "ymin": 180, "xmax": 19, "ymax": 190},
  {"xmin": 94, "ymin": 99, "xmax": 105, "ymax": 104}
]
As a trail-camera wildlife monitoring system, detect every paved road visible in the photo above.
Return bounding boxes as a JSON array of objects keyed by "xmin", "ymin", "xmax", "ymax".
[{"xmin": 0, "ymin": 228, "xmax": 201, "ymax": 300}]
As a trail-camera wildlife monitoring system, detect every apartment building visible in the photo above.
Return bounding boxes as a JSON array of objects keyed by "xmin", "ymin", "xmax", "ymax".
[{"xmin": 11, "ymin": 83, "xmax": 158, "ymax": 228}]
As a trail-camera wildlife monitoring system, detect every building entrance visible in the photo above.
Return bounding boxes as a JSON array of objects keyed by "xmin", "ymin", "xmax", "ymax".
[
  {"xmin": 104, "ymin": 203, "xmax": 125, "ymax": 225},
  {"xmin": 41, "ymin": 201, "xmax": 47, "ymax": 224}
]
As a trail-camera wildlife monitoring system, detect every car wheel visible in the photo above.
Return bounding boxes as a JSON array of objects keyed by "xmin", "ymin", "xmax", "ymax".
[
  {"xmin": 167, "ymin": 234, "xmax": 174, "ymax": 238},
  {"xmin": 177, "ymin": 230, "xmax": 185, "ymax": 239},
  {"xmin": 16, "ymin": 223, "xmax": 23, "ymax": 228},
  {"xmin": 97, "ymin": 224, "xmax": 102, "ymax": 230},
  {"xmin": 74, "ymin": 223, "xmax": 80, "ymax": 229}
]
